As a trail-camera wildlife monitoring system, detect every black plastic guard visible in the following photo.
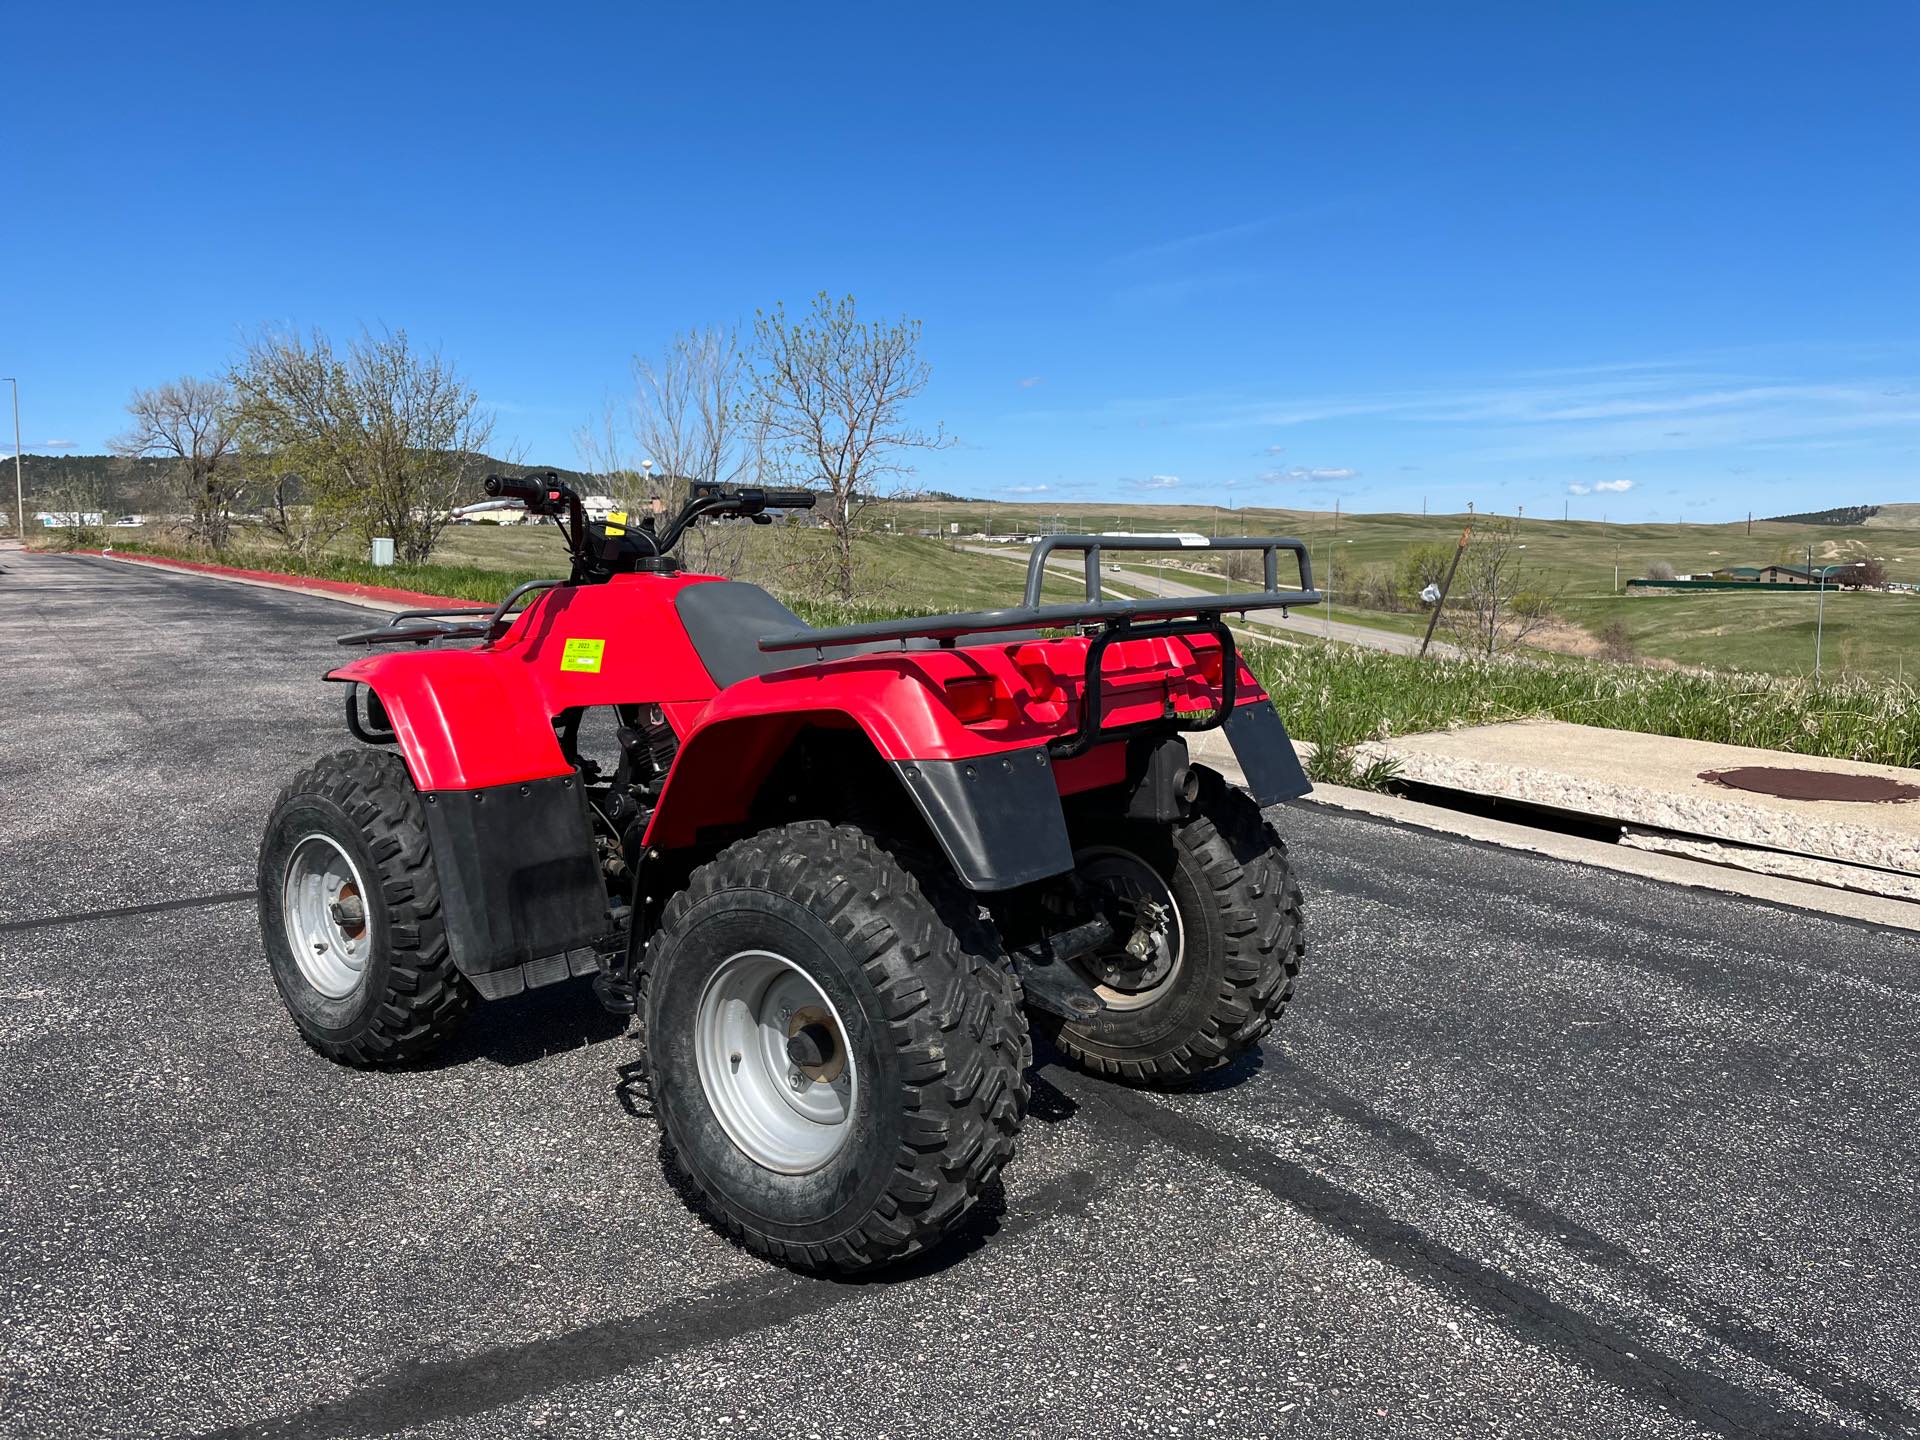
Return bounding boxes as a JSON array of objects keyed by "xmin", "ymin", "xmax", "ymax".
[
  {"xmin": 890, "ymin": 748, "xmax": 1075, "ymax": 891},
  {"xmin": 421, "ymin": 774, "xmax": 611, "ymax": 979},
  {"xmin": 1224, "ymin": 700, "xmax": 1313, "ymax": 805}
]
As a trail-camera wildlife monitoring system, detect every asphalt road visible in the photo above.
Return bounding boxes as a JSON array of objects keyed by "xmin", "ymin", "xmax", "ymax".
[{"xmin": 3, "ymin": 546, "xmax": 1917, "ymax": 1439}]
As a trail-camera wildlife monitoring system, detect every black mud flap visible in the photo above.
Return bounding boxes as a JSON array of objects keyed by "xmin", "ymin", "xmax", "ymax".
[
  {"xmin": 422, "ymin": 773, "xmax": 613, "ymax": 998},
  {"xmin": 890, "ymin": 747, "xmax": 1075, "ymax": 891},
  {"xmin": 1223, "ymin": 700, "xmax": 1313, "ymax": 805}
]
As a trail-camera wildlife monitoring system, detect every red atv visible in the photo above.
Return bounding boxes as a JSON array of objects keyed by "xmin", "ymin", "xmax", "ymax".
[{"xmin": 260, "ymin": 474, "xmax": 1319, "ymax": 1269}]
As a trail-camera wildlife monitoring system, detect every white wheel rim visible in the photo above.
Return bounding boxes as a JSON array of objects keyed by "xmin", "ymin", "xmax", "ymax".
[
  {"xmin": 282, "ymin": 834, "xmax": 374, "ymax": 1000},
  {"xmin": 1077, "ymin": 846, "xmax": 1185, "ymax": 1012},
  {"xmin": 694, "ymin": 950, "xmax": 858, "ymax": 1174}
]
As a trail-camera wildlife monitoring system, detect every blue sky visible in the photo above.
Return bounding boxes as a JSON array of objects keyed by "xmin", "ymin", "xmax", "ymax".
[{"xmin": 2, "ymin": 2, "xmax": 1914, "ymax": 521}]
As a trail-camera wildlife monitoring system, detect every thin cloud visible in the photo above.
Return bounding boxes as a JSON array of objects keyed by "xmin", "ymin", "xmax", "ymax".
[
  {"xmin": 1001, "ymin": 483, "xmax": 1050, "ymax": 494},
  {"xmin": 1131, "ymin": 474, "xmax": 1182, "ymax": 490},
  {"xmin": 1261, "ymin": 466, "xmax": 1358, "ymax": 483},
  {"xmin": 34, "ymin": 438, "xmax": 76, "ymax": 450},
  {"xmin": 1594, "ymin": 478, "xmax": 1635, "ymax": 493},
  {"xmin": 1017, "ymin": 377, "xmax": 1043, "ymax": 389}
]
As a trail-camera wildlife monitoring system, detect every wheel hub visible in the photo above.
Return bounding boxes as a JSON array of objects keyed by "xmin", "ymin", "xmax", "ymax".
[
  {"xmin": 695, "ymin": 951, "xmax": 857, "ymax": 1174},
  {"xmin": 1074, "ymin": 847, "xmax": 1184, "ymax": 1012},
  {"xmin": 282, "ymin": 835, "xmax": 374, "ymax": 1001}
]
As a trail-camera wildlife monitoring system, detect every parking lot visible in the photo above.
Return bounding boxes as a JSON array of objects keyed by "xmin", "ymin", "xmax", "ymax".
[{"xmin": 3, "ymin": 546, "xmax": 1917, "ymax": 1439}]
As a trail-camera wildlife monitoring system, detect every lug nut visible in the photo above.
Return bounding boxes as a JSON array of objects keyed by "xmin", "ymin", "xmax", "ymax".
[{"xmin": 788, "ymin": 1070, "xmax": 806, "ymax": 1092}]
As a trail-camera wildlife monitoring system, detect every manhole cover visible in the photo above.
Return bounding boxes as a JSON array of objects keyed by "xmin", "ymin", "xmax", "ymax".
[{"xmin": 1699, "ymin": 766, "xmax": 1920, "ymax": 803}]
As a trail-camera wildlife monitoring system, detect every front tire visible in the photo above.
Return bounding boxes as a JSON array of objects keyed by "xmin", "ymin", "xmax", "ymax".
[
  {"xmin": 258, "ymin": 749, "xmax": 474, "ymax": 1066},
  {"xmin": 1042, "ymin": 768, "xmax": 1304, "ymax": 1085},
  {"xmin": 645, "ymin": 820, "xmax": 1030, "ymax": 1270}
]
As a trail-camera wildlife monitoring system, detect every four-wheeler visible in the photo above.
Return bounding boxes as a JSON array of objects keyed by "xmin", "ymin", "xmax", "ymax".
[{"xmin": 258, "ymin": 473, "xmax": 1320, "ymax": 1270}]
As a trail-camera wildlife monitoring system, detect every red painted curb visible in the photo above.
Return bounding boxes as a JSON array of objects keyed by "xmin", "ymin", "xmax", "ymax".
[{"xmin": 76, "ymin": 550, "xmax": 469, "ymax": 609}]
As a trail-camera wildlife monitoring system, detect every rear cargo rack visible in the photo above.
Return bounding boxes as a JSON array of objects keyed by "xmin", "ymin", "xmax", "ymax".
[
  {"xmin": 755, "ymin": 535, "xmax": 1320, "ymax": 758},
  {"xmin": 755, "ymin": 535, "xmax": 1318, "ymax": 656}
]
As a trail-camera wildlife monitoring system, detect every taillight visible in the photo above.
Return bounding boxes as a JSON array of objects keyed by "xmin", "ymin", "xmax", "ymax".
[
  {"xmin": 943, "ymin": 676, "xmax": 999, "ymax": 723},
  {"xmin": 1196, "ymin": 648, "xmax": 1225, "ymax": 685}
]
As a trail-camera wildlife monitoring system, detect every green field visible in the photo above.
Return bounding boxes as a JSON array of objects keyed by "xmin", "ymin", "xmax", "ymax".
[
  {"xmin": 1559, "ymin": 589, "xmax": 1920, "ymax": 679},
  {"xmin": 890, "ymin": 501, "xmax": 1920, "ymax": 678},
  {"xmin": 883, "ymin": 500, "xmax": 1920, "ymax": 590}
]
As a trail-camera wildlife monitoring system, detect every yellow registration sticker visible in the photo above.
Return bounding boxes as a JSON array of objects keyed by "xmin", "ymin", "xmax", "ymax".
[{"xmin": 560, "ymin": 638, "xmax": 606, "ymax": 673}]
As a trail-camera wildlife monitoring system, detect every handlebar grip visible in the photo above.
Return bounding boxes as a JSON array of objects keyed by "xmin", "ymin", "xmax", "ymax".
[
  {"xmin": 763, "ymin": 488, "xmax": 817, "ymax": 510},
  {"xmin": 485, "ymin": 474, "xmax": 546, "ymax": 502}
]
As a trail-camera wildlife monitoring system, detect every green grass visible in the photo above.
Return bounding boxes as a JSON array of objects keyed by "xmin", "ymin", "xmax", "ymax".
[
  {"xmin": 90, "ymin": 524, "xmax": 1100, "ymax": 616},
  {"xmin": 1244, "ymin": 637, "xmax": 1920, "ymax": 780}
]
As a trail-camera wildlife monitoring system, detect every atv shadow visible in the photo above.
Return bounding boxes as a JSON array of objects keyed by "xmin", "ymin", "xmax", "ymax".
[{"xmin": 422, "ymin": 979, "xmax": 629, "ymax": 1070}]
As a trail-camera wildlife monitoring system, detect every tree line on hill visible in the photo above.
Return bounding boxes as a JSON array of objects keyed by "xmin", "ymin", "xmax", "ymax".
[
  {"xmin": 1761, "ymin": 505, "xmax": 1881, "ymax": 526},
  {"xmin": 45, "ymin": 294, "xmax": 947, "ymax": 597}
]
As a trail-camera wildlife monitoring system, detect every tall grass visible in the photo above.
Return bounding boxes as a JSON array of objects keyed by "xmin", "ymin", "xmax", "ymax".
[{"xmin": 1247, "ymin": 640, "xmax": 1920, "ymax": 774}]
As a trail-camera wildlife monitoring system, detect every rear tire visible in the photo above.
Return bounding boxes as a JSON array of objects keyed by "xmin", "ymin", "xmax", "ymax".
[
  {"xmin": 258, "ymin": 749, "xmax": 474, "ymax": 1066},
  {"xmin": 1042, "ymin": 768, "xmax": 1304, "ymax": 1085},
  {"xmin": 645, "ymin": 820, "xmax": 1029, "ymax": 1270}
]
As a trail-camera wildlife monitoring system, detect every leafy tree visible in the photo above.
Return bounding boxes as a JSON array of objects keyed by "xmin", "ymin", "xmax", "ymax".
[
  {"xmin": 1397, "ymin": 541, "xmax": 1453, "ymax": 604},
  {"xmin": 231, "ymin": 328, "xmax": 495, "ymax": 564}
]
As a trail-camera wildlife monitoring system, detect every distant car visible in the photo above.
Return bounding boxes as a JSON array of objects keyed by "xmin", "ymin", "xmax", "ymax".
[{"xmin": 111, "ymin": 516, "xmax": 142, "ymax": 527}]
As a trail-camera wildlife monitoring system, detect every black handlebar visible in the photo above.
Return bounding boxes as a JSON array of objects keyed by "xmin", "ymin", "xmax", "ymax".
[
  {"xmin": 484, "ymin": 474, "xmax": 551, "ymax": 504},
  {"xmin": 479, "ymin": 473, "xmax": 817, "ymax": 583},
  {"xmin": 756, "ymin": 488, "xmax": 818, "ymax": 510}
]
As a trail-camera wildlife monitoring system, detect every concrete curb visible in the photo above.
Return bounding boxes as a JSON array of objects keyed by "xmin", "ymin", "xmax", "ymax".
[
  {"xmin": 1189, "ymin": 729, "xmax": 1920, "ymax": 932},
  {"xmin": 72, "ymin": 549, "xmax": 466, "ymax": 613}
]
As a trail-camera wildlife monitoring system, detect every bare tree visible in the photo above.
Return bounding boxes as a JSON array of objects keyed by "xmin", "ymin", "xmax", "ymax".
[
  {"xmin": 1646, "ymin": 559, "xmax": 1677, "ymax": 581},
  {"xmin": 1847, "ymin": 555, "xmax": 1888, "ymax": 589},
  {"xmin": 110, "ymin": 377, "xmax": 241, "ymax": 552},
  {"xmin": 631, "ymin": 327, "xmax": 765, "ymax": 576},
  {"xmin": 749, "ymin": 293, "xmax": 951, "ymax": 600},
  {"xmin": 1444, "ymin": 518, "xmax": 1557, "ymax": 655},
  {"xmin": 231, "ymin": 328, "xmax": 495, "ymax": 564}
]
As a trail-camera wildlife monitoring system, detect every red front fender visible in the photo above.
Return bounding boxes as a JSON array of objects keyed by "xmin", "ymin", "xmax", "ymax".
[{"xmin": 327, "ymin": 650, "xmax": 572, "ymax": 791}]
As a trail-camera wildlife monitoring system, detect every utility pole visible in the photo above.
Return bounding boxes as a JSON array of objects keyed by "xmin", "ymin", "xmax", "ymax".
[
  {"xmin": 1420, "ymin": 527, "xmax": 1472, "ymax": 658},
  {"xmin": 1805, "ymin": 541, "xmax": 1827, "ymax": 682},
  {"xmin": 4, "ymin": 379, "xmax": 21, "ymax": 539}
]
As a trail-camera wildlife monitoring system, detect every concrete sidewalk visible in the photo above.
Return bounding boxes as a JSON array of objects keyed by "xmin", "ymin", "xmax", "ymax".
[{"xmin": 1357, "ymin": 719, "xmax": 1920, "ymax": 900}]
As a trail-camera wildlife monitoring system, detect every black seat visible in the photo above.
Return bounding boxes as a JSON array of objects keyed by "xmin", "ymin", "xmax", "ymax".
[{"xmin": 675, "ymin": 582, "xmax": 819, "ymax": 687}]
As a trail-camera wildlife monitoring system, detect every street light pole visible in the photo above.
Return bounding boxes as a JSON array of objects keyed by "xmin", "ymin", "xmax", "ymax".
[{"xmin": 3, "ymin": 378, "xmax": 21, "ymax": 539}]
